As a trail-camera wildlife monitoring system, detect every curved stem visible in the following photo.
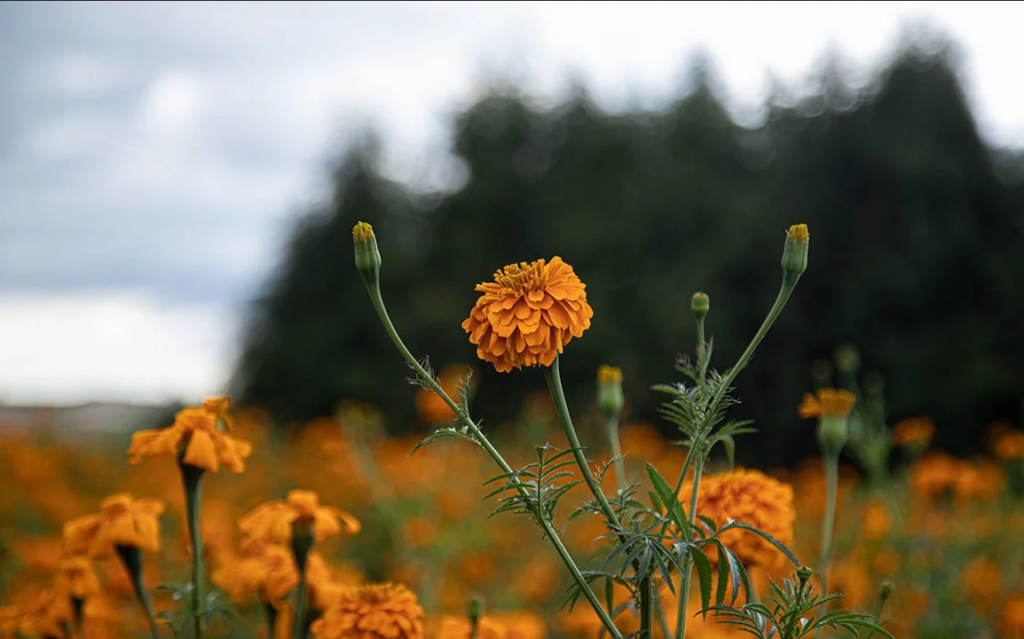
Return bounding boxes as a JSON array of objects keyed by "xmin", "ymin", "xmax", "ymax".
[
  {"xmin": 820, "ymin": 452, "xmax": 839, "ymax": 593},
  {"xmin": 365, "ymin": 287, "xmax": 623, "ymax": 639},
  {"xmin": 116, "ymin": 545, "xmax": 161, "ymax": 639}
]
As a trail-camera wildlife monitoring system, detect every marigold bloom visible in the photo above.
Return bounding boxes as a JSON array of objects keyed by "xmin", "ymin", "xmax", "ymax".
[
  {"xmin": 991, "ymin": 425, "xmax": 1024, "ymax": 461},
  {"xmin": 682, "ymin": 468, "xmax": 796, "ymax": 568},
  {"xmin": 55, "ymin": 556, "xmax": 101, "ymax": 600},
  {"xmin": 239, "ymin": 489, "xmax": 361, "ymax": 545},
  {"xmin": 63, "ymin": 493, "xmax": 165, "ymax": 557},
  {"xmin": 311, "ymin": 583, "xmax": 424, "ymax": 639},
  {"xmin": 0, "ymin": 589, "xmax": 71, "ymax": 638},
  {"xmin": 128, "ymin": 396, "xmax": 252, "ymax": 472},
  {"xmin": 462, "ymin": 257, "xmax": 593, "ymax": 372},
  {"xmin": 213, "ymin": 541, "xmax": 333, "ymax": 607},
  {"xmin": 798, "ymin": 388, "xmax": 856, "ymax": 419},
  {"xmin": 892, "ymin": 417, "xmax": 935, "ymax": 448},
  {"xmin": 1000, "ymin": 593, "xmax": 1024, "ymax": 639}
]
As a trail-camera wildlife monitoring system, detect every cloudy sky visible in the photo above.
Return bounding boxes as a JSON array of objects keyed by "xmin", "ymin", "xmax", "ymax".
[{"xmin": 1, "ymin": 1, "xmax": 1022, "ymax": 406}]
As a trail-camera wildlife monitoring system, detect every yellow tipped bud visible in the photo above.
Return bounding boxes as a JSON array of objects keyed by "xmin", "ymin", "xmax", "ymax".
[
  {"xmin": 781, "ymin": 223, "xmax": 809, "ymax": 277},
  {"xmin": 352, "ymin": 221, "xmax": 381, "ymax": 285},
  {"xmin": 691, "ymin": 291, "xmax": 710, "ymax": 322},
  {"xmin": 596, "ymin": 365, "xmax": 625, "ymax": 419}
]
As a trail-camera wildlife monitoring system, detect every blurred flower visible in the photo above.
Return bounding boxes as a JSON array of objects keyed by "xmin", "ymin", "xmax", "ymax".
[
  {"xmin": 128, "ymin": 397, "xmax": 252, "ymax": 473},
  {"xmin": 212, "ymin": 540, "xmax": 335, "ymax": 609},
  {"xmin": 490, "ymin": 613, "xmax": 547, "ymax": 639},
  {"xmin": 0, "ymin": 589, "xmax": 71, "ymax": 638},
  {"xmin": 63, "ymin": 493, "xmax": 165, "ymax": 557},
  {"xmin": 991, "ymin": 424, "xmax": 1024, "ymax": 461},
  {"xmin": 892, "ymin": 417, "xmax": 935, "ymax": 448},
  {"xmin": 462, "ymin": 257, "xmax": 593, "ymax": 372},
  {"xmin": 962, "ymin": 557, "xmax": 1002, "ymax": 614},
  {"xmin": 54, "ymin": 555, "xmax": 101, "ymax": 600},
  {"xmin": 1000, "ymin": 593, "xmax": 1024, "ymax": 639},
  {"xmin": 239, "ymin": 489, "xmax": 360, "ymax": 546},
  {"xmin": 683, "ymin": 469, "xmax": 796, "ymax": 568},
  {"xmin": 861, "ymin": 500, "xmax": 892, "ymax": 541},
  {"xmin": 416, "ymin": 364, "xmax": 474, "ymax": 425},
  {"xmin": 311, "ymin": 583, "xmax": 423, "ymax": 639},
  {"xmin": 798, "ymin": 388, "xmax": 855, "ymax": 420},
  {"xmin": 435, "ymin": 615, "xmax": 508, "ymax": 639}
]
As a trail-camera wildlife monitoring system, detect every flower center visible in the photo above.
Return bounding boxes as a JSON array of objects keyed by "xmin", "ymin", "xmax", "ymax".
[{"xmin": 493, "ymin": 260, "xmax": 545, "ymax": 293}]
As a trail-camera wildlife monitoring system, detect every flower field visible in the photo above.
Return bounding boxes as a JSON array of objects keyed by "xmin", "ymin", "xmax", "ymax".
[{"xmin": 3, "ymin": 223, "xmax": 1024, "ymax": 639}]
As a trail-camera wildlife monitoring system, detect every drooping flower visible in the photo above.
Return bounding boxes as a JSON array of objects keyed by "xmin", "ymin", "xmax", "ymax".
[
  {"xmin": 797, "ymin": 389, "xmax": 856, "ymax": 420},
  {"xmin": 63, "ymin": 493, "xmax": 165, "ymax": 557},
  {"xmin": 239, "ymin": 489, "xmax": 361, "ymax": 546},
  {"xmin": 212, "ymin": 541, "xmax": 334, "ymax": 607},
  {"xmin": 681, "ymin": 468, "xmax": 796, "ymax": 568},
  {"xmin": 311, "ymin": 583, "xmax": 424, "ymax": 639},
  {"xmin": 128, "ymin": 396, "xmax": 252, "ymax": 473},
  {"xmin": 892, "ymin": 417, "xmax": 935, "ymax": 448},
  {"xmin": 462, "ymin": 257, "xmax": 593, "ymax": 373}
]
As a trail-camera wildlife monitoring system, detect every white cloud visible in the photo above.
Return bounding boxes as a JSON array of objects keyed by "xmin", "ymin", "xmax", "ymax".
[{"xmin": 0, "ymin": 291, "xmax": 237, "ymax": 405}]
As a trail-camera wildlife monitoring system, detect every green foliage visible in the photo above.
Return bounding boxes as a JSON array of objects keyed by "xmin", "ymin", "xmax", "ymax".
[{"xmin": 234, "ymin": 35, "xmax": 1024, "ymax": 466}]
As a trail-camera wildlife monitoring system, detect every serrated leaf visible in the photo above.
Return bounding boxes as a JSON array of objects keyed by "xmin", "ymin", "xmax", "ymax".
[
  {"xmin": 646, "ymin": 463, "xmax": 689, "ymax": 536},
  {"xmin": 720, "ymin": 521, "xmax": 800, "ymax": 567},
  {"xmin": 690, "ymin": 547, "xmax": 713, "ymax": 617}
]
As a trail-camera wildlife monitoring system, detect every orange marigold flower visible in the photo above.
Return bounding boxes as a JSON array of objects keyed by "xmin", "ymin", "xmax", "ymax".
[
  {"xmin": 991, "ymin": 425, "xmax": 1024, "ymax": 461},
  {"xmin": 63, "ymin": 493, "xmax": 165, "ymax": 557},
  {"xmin": 1000, "ymin": 593, "xmax": 1024, "ymax": 639},
  {"xmin": 461, "ymin": 257, "xmax": 593, "ymax": 373},
  {"xmin": 212, "ymin": 541, "xmax": 333, "ymax": 607},
  {"xmin": 311, "ymin": 583, "xmax": 424, "ymax": 639},
  {"xmin": 892, "ymin": 417, "xmax": 935, "ymax": 448},
  {"xmin": 239, "ymin": 490, "xmax": 361, "ymax": 545},
  {"xmin": 798, "ymin": 388, "xmax": 856, "ymax": 419},
  {"xmin": 682, "ymin": 468, "xmax": 796, "ymax": 569},
  {"xmin": 128, "ymin": 395, "xmax": 251, "ymax": 473},
  {"xmin": 0, "ymin": 589, "xmax": 71, "ymax": 638},
  {"xmin": 55, "ymin": 556, "xmax": 101, "ymax": 600}
]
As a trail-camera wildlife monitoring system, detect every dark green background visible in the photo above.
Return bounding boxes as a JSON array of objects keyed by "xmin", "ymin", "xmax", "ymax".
[{"xmin": 230, "ymin": 37, "xmax": 1024, "ymax": 468}]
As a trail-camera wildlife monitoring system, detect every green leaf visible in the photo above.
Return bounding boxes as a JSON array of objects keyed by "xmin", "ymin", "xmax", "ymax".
[
  {"xmin": 721, "ymin": 521, "xmax": 800, "ymax": 567},
  {"xmin": 646, "ymin": 463, "xmax": 689, "ymax": 536},
  {"xmin": 690, "ymin": 547, "xmax": 713, "ymax": 617}
]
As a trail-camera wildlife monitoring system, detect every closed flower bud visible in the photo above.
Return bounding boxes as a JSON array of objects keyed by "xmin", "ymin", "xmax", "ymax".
[
  {"xmin": 834, "ymin": 344, "xmax": 860, "ymax": 375},
  {"xmin": 353, "ymin": 221, "xmax": 382, "ymax": 285},
  {"xmin": 880, "ymin": 580, "xmax": 894, "ymax": 602},
  {"xmin": 781, "ymin": 224, "xmax": 809, "ymax": 278},
  {"xmin": 596, "ymin": 365, "xmax": 624, "ymax": 420},
  {"xmin": 691, "ymin": 291, "xmax": 710, "ymax": 322},
  {"xmin": 818, "ymin": 416, "xmax": 849, "ymax": 457}
]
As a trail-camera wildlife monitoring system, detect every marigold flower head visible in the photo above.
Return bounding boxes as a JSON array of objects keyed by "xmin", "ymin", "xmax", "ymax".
[
  {"xmin": 55, "ymin": 556, "xmax": 101, "ymax": 600},
  {"xmin": 798, "ymin": 388, "xmax": 855, "ymax": 420},
  {"xmin": 239, "ymin": 489, "xmax": 361, "ymax": 546},
  {"xmin": 462, "ymin": 257, "xmax": 593, "ymax": 373},
  {"xmin": 212, "ymin": 541, "xmax": 333, "ymax": 607},
  {"xmin": 892, "ymin": 417, "xmax": 935, "ymax": 448},
  {"xmin": 682, "ymin": 468, "xmax": 796, "ymax": 568},
  {"xmin": 311, "ymin": 583, "xmax": 424, "ymax": 639},
  {"xmin": 128, "ymin": 396, "xmax": 252, "ymax": 473},
  {"xmin": 63, "ymin": 493, "xmax": 165, "ymax": 557},
  {"xmin": 0, "ymin": 589, "xmax": 71, "ymax": 639}
]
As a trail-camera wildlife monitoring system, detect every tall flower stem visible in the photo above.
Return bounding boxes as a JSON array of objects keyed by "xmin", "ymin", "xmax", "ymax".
[
  {"xmin": 674, "ymin": 455, "xmax": 705, "ymax": 639},
  {"xmin": 820, "ymin": 451, "xmax": 840, "ymax": 593},
  {"xmin": 291, "ymin": 564, "xmax": 309, "ymax": 639},
  {"xmin": 116, "ymin": 545, "xmax": 161, "ymax": 639},
  {"xmin": 291, "ymin": 528, "xmax": 314, "ymax": 639},
  {"xmin": 545, "ymin": 357, "xmax": 655, "ymax": 639},
  {"xmin": 180, "ymin": 462, "xmax": 206, "ymax": 639},
  {"xmin": 604, "ymin": 411, "xmax": 628, "ymax": 494},
  {"xmin": 263, "ymin": 600, "xmax": 278, "ymax": 639},
  {"xmin": 364, "ymin": 286, "xmax": 623, "ymax": 639}
]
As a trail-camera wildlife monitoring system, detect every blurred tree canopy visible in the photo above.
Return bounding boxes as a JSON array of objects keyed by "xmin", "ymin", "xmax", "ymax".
[{"xmin": 232, "ymin": 37, "xmax": 1024, "ymax": 467}]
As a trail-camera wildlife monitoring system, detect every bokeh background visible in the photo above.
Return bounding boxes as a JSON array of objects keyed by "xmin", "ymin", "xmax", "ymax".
[{"xmin": 2, "ymin": 1, "xmax": 1023, "ymax": 468}]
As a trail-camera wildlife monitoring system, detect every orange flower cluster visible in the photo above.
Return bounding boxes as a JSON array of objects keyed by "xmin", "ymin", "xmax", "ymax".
[
  {"xmin": 63, "ymin": 493, "xmax": 165, "ymax": 556},
  {"xmin": 462, "ymin": 257, "xmax": 593, "ymax": 372},
  {"xmin": 684, "ymin": 468, "xmax": 796, "ymax": 569},
  {"xmin": 128, "ymin": 396, "xmax": 252, "ymax": 472},
  {"xmin": 239, "ymin": 489, "xmax": 361, "ymax": 545}
]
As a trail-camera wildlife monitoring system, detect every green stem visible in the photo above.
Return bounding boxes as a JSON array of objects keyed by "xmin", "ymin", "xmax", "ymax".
[
  {"xmin": 365, "ymin": 286, "xmax": 623, "ymax": 639},
  {"xmin": 640, "ymin": 576, "xmax": 654, "ymax": 639},
  {"xmin": 181, "ymin": 463, "xmax": 206, "ymax": 639},
  {"xmin": 696, "ymin": 315, "xmax": 708, "ymax": 396},
  {"xmin": 292, "ymin": 564, "xmax": 309, "ymax": 639},
  {"xmin": 605, "ymin": 412, "xmax": 628, "ymax": 494},
  {"xmin": 819, "ymin": 452, "xmax": 839, "ymax": 609},
  {"xmin": 116, "ymin": 545, "xmax": 161, "ymax": 639},
  {"xmin": 675, "ymin": 456, "xmax": 705, "ymax": 639},
  {"xmin": 263, "ymin": 600, "xmax": 278, "ymax": 639}
]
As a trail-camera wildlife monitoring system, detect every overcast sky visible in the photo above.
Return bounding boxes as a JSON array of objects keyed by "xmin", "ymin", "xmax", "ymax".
[{"xmin": 1, "ymin": 1, "xmax": 1022, "ymax": 406}]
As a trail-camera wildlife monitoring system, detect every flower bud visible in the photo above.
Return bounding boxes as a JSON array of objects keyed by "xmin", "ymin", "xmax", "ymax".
[
  {"xmin": 352, "ymin": 221, "xmax": 381, "ymax": 286},
  {"xmin": 796, "ymin": 565, "xmax": 813, "ymax": 586},
  {"xmin": 691, "ymin": 291, "xmax": 710, "ymax": 322},
  {"xmin": 834, "ymin": 344, "xmax": 860, "ymax": 376},
  {"xmin": 596, "ymin": 365, "xmax": 625, "ymax": 420},
  {"xmin": 880, "ymin": 580, "xmax": 894, "ymax": 602},
  {"xmin": 781, "ymin": 224, "xmax": 809, "ymax": 278},
  {"xmin": 818, "ymin": 415, "xmax": 849, "ymax": 458}
]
